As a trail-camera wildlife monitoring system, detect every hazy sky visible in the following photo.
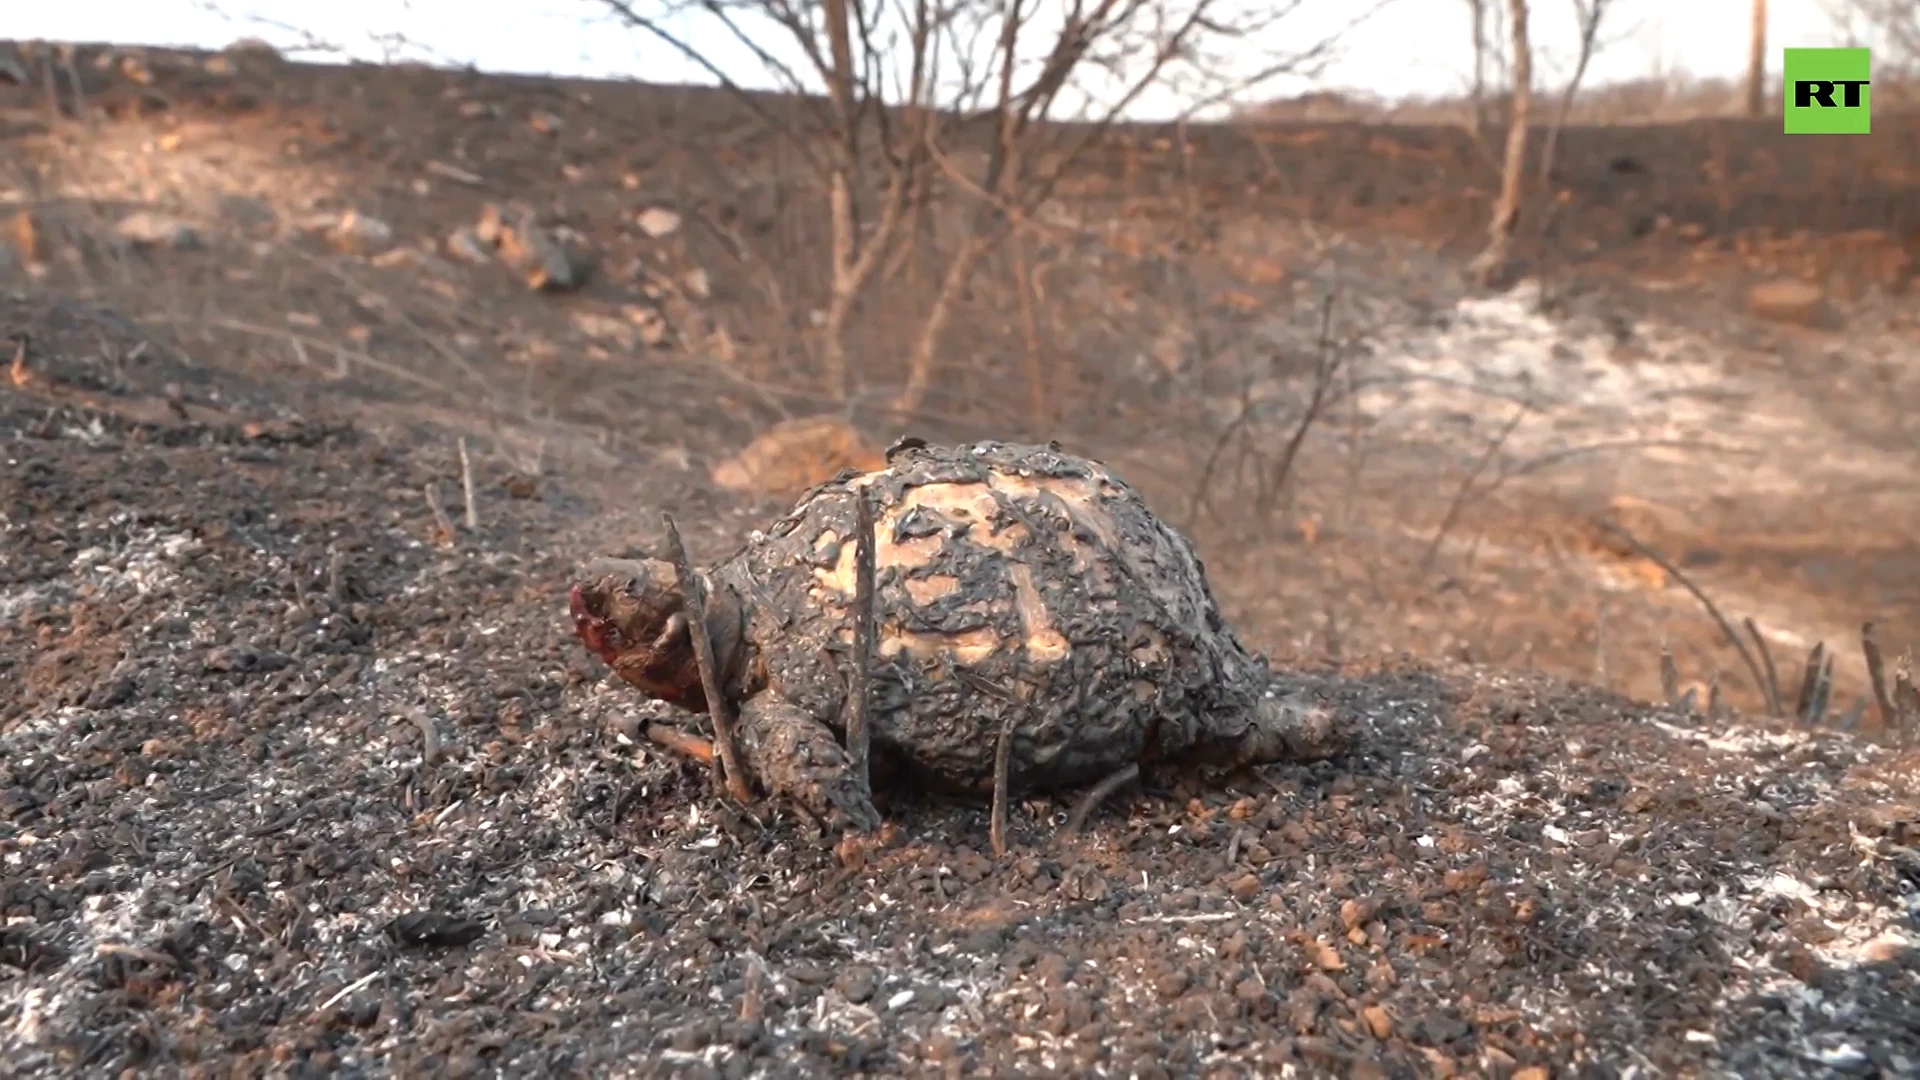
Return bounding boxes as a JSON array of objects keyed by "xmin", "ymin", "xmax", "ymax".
[{"xmin": 11, "ymin": 1, "xmax": 1852, "ymax": 118}]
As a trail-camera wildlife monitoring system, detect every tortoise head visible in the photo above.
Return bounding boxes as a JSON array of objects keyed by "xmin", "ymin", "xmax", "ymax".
[{"xmin": 569, "ymin": 556, "xmax": 744, "ymax": 713}]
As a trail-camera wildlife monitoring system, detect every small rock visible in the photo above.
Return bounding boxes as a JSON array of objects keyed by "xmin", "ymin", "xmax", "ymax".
[
  {"xmin": 1154, "ymin": 969, "xmax": 1190, "ymax": 999},
  {"xmin": 1362, "ymin": 1004, "xmax": 1393, "ymax": 1039},
  {"xmin": 785, "ymin": 964, "xmax": 829, "ymax": 985},
  {"xmin": 622, "ymin": 304, "xmax": 671, "ymax": 347},
  {"xmin": 427, "ymin": 160, "xmax": 485, "ymax": 186},
  {"xmin": 529, "ymin": 109, "xmax": 564, "ymax": 135},
  {"xmin": 834, "ymin": 965, "xmax": 877, "ymax": 1004},
  {"xmin": 637, "ymin": 207, "xmax": 682, "ymax": 238},
  {"xmin": 1861, "ymin": 935, "xmax": 1911, "ymax": 963},
  {"xmin": 327, "ymin": 210, "xmax": 394, "ymax": 254},
  {"xmin": 1305, "ymin": 938, "xmax": 1346, "ymax": 971},
  {"xmin": 1340, "ymin": 896, "xmax": 1379, "ymax": 931},
  {"xmin": 225, "ymin": 37, "xmax": 281, "ymax": 60},
  {"xmin": 370, "ymin": 247, "xmax": 448, "ymax": 274},
  {"xmin": 1229, "ymin": 874, "xmax": 1261, "ymax": 901},
  {"xmin": 683, "ymin": 266, "xmax": 711, "ymax": 299},
  {"xmin": 119, "ymin": 55, "xmax": 154, "ymax": 85},
  {"xmin": 446, "ymin": 227, "xmax": 493, "ymax": 264},
  {"xmin": 385, "ymin": 911, "xmax": 486, "ymax": 948},
  {"xmin": 474, "ymin": 203, "xmax": 508, "ymax": 246},
  {"xmin": 8, "ymin": 210, "xmax": 41, "ymax": 264},
  {"xmin": 495, "ymin": 213, "xmax": 590, "ymax": 291},
  {"xmin": 116, "ymin": 212, "xmax": 200, "ymax": 250},
  {"xmin": 920, "ymin": 1034, "xmax": 959, "ymax": 1062},
  {"xmin": 572, "ymin": 312, "xmax": 638, "ymax": 349},
  {"xmin": 710, "ymin": 416, "xmax": 885, "ymax": 496},
  {"xmin": 1747, "ymin": 279, "xmax": 1827, "ymax": 326}
]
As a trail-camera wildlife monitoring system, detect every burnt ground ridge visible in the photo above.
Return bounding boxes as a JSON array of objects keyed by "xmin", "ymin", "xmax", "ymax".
[{"xmin": 2, "ymin": 294, "xmax": 1919, "ymax": 1079}]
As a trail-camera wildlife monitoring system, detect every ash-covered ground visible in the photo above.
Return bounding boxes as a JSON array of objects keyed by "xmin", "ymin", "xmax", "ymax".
[{"xmin": 3, "ymin": 295, "xmax": 1919, "ymax": 1079}]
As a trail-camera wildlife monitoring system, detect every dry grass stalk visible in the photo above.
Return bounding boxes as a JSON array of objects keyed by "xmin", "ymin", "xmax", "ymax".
[
  {"xmin": 457, "ymin": 437, "xmax": 479, "ymax": 530},
  {"xmin": 1658, "ymin": 640, "xmax": 1683, "ymax": 709},
  {"xmin": 1794, "ymin": 641, "xmax": 1827, "ymax": 724},
  {"xmin": 8, "ymin": 337, "xmax": 29, "ymax": 388},
  {"xmin": 843, "ymin": 488, "xmax": 877, "ymax": 797},
  {"xmin": 1595, "ymin": 520, "xmax": 1774, "ymax": 717},
  {"xmin": 1863, "ymin": 622, "xmax": 1897, "ymax": 732},
  {"xmin": 1420, "ymin": 399, "xmax": 1530, "ymax": 577},
  {"xmin": 989, "ymin": 712, "xmax": 1014, "ymax": 858},
  {"xmin": 741, "ymin": 956, "xmax": 765, "ymax": 1024},
  {"xmin": 326, "ymin": 548, "xmax": 349, "ymax": 603},
  {"xmin": 1743, "ymin": 617, "xmax": 1786, "ymax": 719},
  {"xmin": 1894, "ymin": 657, "xmax": 1917, "ymax": 745},
  {"xmin": 660, "ymin": 513, "xmax": 754, "ymax": 805},
  {"xmin": 423, "ymin": 484, "xmax": 457, "ymax": 546}
]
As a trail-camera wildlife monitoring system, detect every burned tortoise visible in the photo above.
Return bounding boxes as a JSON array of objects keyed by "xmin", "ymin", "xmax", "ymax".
[{"xmin": 570, "ymin": 440, "xmax": 1348, "ymax": 835}]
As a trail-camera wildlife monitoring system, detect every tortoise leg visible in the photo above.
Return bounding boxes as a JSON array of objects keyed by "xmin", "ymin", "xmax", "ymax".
[{"xmin": 738, "ymin": 694, "xmax": 882, "ymax": 836}]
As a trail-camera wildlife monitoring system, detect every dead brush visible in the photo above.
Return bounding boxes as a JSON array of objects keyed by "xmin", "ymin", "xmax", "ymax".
[{"xmin": 1600, "ymin": 521, "xmax": 1915, "ymax": 743}]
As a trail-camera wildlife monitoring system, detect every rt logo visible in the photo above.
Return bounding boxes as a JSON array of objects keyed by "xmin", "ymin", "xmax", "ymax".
[{"xmin": 1784, "ymin": 47, "xmax": 1871, "ymax": 134}]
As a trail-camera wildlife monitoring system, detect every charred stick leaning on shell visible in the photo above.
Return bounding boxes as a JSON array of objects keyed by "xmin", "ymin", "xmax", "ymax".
[{"xmin": 569, "ymin": 441, "xmax": 1351, "ymax": 840}]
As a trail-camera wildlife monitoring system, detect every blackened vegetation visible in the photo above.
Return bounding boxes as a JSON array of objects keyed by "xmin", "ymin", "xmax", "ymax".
[{"xmin": 384, "ymin": 912, "xmax": 487, "ymax": 949}]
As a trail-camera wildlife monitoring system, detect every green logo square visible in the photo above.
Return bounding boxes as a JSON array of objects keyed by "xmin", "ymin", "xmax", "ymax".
[{"xmin": 1784, "ymin": 47, "xmax": 1871, "ymax": 134}]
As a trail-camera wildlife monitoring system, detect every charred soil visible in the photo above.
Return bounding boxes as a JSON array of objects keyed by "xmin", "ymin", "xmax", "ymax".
[{"xmin": 2, "ymin": 43, "xmax": 1919, "ymax": 1079}]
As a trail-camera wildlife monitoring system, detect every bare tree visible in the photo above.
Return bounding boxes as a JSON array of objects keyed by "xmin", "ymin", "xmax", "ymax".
[
  {"xmin": 1828, "ymin": 0, "xmax": 1920, "ymax": 79},
  {"xmin": 1467, "ymin": 0, "xmax": 1489, "ymax": 139},
  {"xmin": 599, "ymin": 0, "xmax": 1360, "ymax": 416},
  {"xmin": 1746, "ymin": 0, "xmax": 1767, "ymax": 116},
  {"xmin": 1537, "ymin": 0, "xmax": 1613, "ymax": 183},
  {"xmin": 600, "ymin": 0, "xmax": 935, "ymax": 400},
  {"xmin": 1470, "ymin": 0, "xmax": 1531, "ymax": 286}
]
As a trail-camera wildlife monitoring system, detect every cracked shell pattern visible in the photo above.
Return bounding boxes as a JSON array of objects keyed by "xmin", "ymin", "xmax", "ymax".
[{"xmin": 710, "ymin": 441, "xmax": 1280, "ymax": 794}]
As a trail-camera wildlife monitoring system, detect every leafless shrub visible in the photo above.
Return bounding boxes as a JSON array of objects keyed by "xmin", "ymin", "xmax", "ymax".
[
  {"xmin": 597, "ymin": 0, "xmax": 1369, "ymax": 416},
  {"xmin": 1469, "ymin": 0, "xmax": 1532, "ymax": 285}
]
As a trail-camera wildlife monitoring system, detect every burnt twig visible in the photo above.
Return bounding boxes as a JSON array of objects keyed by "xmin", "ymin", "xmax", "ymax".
[
  {"xmin": 1863, "ymin": 622, "xmax": 1896, "ymax": 733},
  {"xmin": 741, "ymin": 955, "xmax": 765, "ymax": 1023},
  {"xmin": 407, "ymin": 709, "xmax": 441, "ymax": 766},
  {"xmin": 1063, "ymin": 763, "xmax": 1142, "ymax": 837},
  {"xmin": 1744, "ymin": 618, "xmax": 1785, "ymax": 719},
  {"xmin": 423, "ymin": 484, "xmax": 457, "ymax": 546},
  {"xmin": 844, "ymin": 488, "xmax": 877, "ymax": 798},
  {"xmin": 1659, "ymin": 639, "xmax": 1682, "ymax": 709},
  {"xmin": 1894, "ymin": 659, "xmax": 1918, "ymax": 744},
  {"xmin": 1420, "ymin": 400, "xmax": 1530, "ymax": 578},
  {"xmin": 1807, "ymin": 650, "xmax": 1835, "ymax": 728},
  {"xmin": 1254, "ymin": 291, "xmax": 1342, "ymax": 525},
  {"xmin": 661, "ymin": 513, "xmax": 754, "ymax": 804},
  {"xmin": 645, "ymin": 723, "xmax": 716, "ymax": 765},
  {"xmin": 989, "ymin": 712, "xmax": 1014, "ymax": 857},
  {"xmin": 457, "ymin": 437, "xmax": 479, "ymax": 531},
  {"xmin": 1794, "ymin": 641, "xmax": 1828, "ymax": 725},
  {"xmin": 325, "ymin": 547, "xmax": 349, "ymax": 603},
  {"xmin": 1593, "ymin": 520, "xmax": 1774, "ymax": 717}
]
